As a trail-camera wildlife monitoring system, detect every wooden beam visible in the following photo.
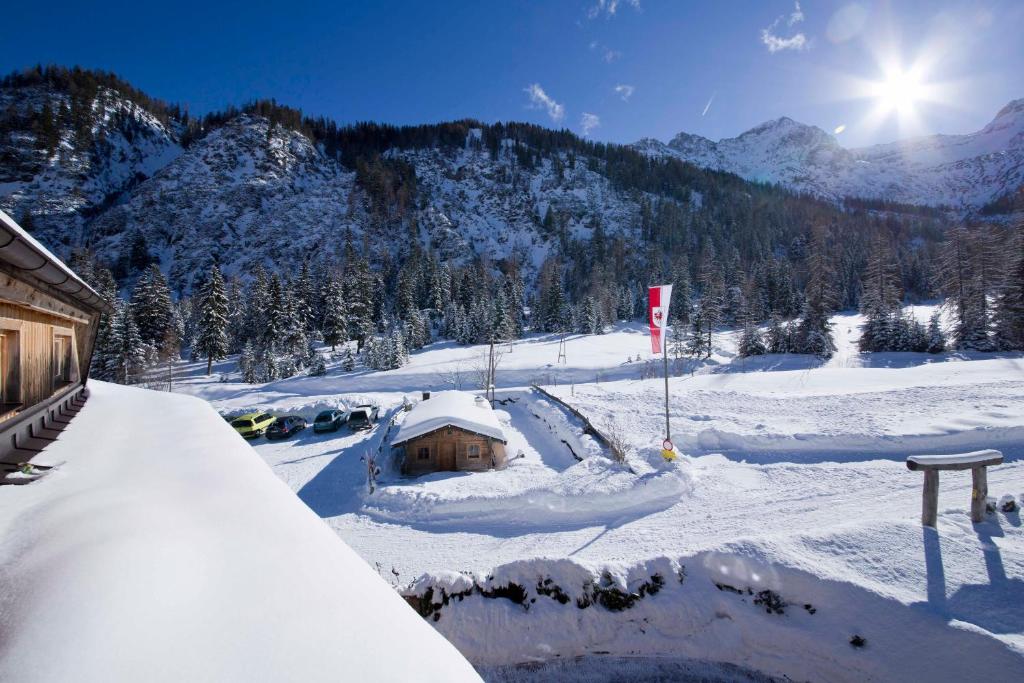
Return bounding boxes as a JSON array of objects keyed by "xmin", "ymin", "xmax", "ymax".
[
  {"xmin": 906, "ymin": 450, "xmax": 1003, "ymax": 471},
  {"xmin": 971, "ymin": 467, "xmax": 988, "ymax": 523},
  {"xmin": 922, "ymin": 470, "xmax": 939, "ymax": 527},
  {"xmin": 0, "ymin": 271, "xmax": 91, "ymax": 324}
]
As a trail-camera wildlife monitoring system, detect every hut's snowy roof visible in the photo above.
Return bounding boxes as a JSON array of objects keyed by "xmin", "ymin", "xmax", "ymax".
[
  {"xmin": 393, "ymin": 391, "xmax": 507, "ymax": 445},
  {"xmin": 0, "ymin": 381, "xmax": 480, "ymax": 682}
]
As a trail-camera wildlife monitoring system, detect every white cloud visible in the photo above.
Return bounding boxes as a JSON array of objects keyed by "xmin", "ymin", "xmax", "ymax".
[
  {"xmin": 590, "ymin": 41, "xmax": 622, "ymax": 63},
  {"xmin": 614, "ymin": 84, "xmax": 635, "ymax": 101},
  {"xmin": 761, "ymin": 1, "xmax": 809, "ymax": 53},
  {"xmin": 789, "ymin": 0, "xmax": 804, "ymax": 25},
  {"xmin": 580, "ymin": 112, "xmax": 601, "ymax": 136},
  {"xmin": 588, "ymin": 0, "xmax": 640, "ymax": 19},
  {"xmin": 761, "ymin": 31, "xmax": 808, "ymax": 52},
  {"xmin": 524, "ymin": 83, "xmax": 565, "ymax": 122}
]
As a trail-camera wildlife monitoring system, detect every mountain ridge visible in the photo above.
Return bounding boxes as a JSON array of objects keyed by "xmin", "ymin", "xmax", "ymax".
[{"xmin": 636, "ymin": 100, "xmax": 1024, "ymax": 209}]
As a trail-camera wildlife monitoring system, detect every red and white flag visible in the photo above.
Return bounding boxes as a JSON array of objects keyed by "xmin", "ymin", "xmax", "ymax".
[{"xmin": 648, "ymin": 284, "xmax": 673, "ymax": 354}]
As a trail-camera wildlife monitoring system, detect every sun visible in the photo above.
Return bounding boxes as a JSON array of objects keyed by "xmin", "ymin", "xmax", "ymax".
[{"xmin": 871, "ymin": 67, "xmax": 926, "ymax": 115}]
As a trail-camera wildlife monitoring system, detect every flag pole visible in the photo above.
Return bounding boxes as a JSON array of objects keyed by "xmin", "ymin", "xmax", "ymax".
[{"xmin": 663, "ymin": 333, "xmax": 670, "ymax": 443}]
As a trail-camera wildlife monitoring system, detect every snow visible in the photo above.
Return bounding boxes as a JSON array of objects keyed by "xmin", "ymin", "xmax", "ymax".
[
  {"xmin": 393, "ymin": 391, "xmax": 506, "ymax": 445},
  {"xmin": 907, "ymin": 450, "xmax": 1005, "ymax": 468},
  {"xmin": 86, "ymin": 307, "xmax": 1024, "ymax": 679},
  {"xmin": 0, "ymin": 381, "xmax": 481, "ymax": 682}
]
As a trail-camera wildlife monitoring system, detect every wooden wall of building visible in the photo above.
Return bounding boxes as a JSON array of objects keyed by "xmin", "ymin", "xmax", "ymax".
[
  {"xmin": 399, "ymin": 426, "xmax": 507, "ymax": 475},
  {"xmin": 0, "ymin": 300, "xmax": 85, "ymax": 420}
]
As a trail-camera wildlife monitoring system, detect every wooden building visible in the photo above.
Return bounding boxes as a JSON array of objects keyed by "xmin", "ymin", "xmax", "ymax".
[
  {"xmin": 0, "ymin": 209, "xmax": 111, "ymax": 466},
  {"xmin": 393, "ymin": 391, "xmax": 508, "ymax": 475}
]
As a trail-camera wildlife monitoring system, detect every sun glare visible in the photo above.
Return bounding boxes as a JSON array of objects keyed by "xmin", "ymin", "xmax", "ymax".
[{"xmin": 872, "ymin": 68, "xmax": 925, "ymax": 115}]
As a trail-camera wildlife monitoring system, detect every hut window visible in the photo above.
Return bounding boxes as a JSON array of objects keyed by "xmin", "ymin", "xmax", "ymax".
[
  {"xmin": 417, "ymin": 446, "xmax": 430, "ymax": 460},
  {"xmin": 53, "ymin": 333, "xmax": 72, "ymax": 385},
  {"xmin": 0, "ymin": 330, "xmax": 20, "ymax": 409},
  {"xmin": 467, "ymin": 444, "xmax": 481, "ymax": 459}
]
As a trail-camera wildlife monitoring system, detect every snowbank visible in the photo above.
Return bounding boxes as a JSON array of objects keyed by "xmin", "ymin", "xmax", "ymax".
[
  {"xmin": 409, "ymin": 551, "xmax": 1024, "ymax": 681},
  {"xmin": 0, "ymin": 381, "xmax": 480, "ymax": 682}
]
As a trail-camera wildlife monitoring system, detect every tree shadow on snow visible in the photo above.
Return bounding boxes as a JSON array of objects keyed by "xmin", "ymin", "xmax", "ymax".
[{"xmin": 857, "ymin": 351, "xmax": 1024, "ymax": 370}]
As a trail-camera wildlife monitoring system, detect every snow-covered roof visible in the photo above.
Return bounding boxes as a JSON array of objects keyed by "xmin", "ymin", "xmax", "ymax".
[
  {"xmin": 393, "ymin": 391, "xmax": 506, "ymax": 445},
  {"xmin": 0, "ymin": 208, "xmax": 111, "ymax": 314},
  {"xmin": 0, "ymin": 381, "xmax": 480, "ymax": 682}
]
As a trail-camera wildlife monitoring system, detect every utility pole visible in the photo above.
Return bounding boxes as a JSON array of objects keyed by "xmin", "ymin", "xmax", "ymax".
[
  {"xmin": 557, "ymin": 332, "xmax": 567, "ymax": 364},
  {"xmin": 487, "ymin": 339, "xmax": 495, "ymax": 404}
]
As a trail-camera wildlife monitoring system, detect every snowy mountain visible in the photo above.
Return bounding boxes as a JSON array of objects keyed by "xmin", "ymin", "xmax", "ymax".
[
  {"xmin": 0, "ymin": 77, "xmax": 182, "ymax": 247},
  {"xmin": 82, "ymin": 114, "xmax": 652, "ymax": 293},
  {"xmin": 0, "ymin": 66, "xmax": 965, "ymax": 300},
  {"xmin": 637, "ymin": 99, "xmax": 1024, "ymax": 209}
]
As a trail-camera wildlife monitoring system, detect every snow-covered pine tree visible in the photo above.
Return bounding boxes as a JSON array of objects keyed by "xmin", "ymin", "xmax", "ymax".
[
  {"xmin": 280, "ymin": 279, "xmax": 308, "ymax": 360},
  {"xmin": 320, "ymin": 275, "xmax": 347, "ymax": 350},
  {"xmin": 738, "ymin": 321, "xmax": 767, "ymax": 357},
  {"xmin": 669, "ymin": 323, "xmax": 688, "ymax": 360},
  {"xmin": 107, "ymin": 300, "xmax": 147, "ymax": 383},
  {"xmin": 765, "ymin": 315, "xmax": 788, "ymax": 354},
  {"xmin": 225, "ymin": 276, "xmax": 247, "ymax": 353},
  {"xmin": 686, "ymin": 305, "xmax": 710, "ymax": 359},
  {"xmin": 239, "ymin": 341, "xmax": 259, "ymax": 383},
  {"xmin": 293, "ymin": 261, "xmax": 317, "ymax": 336},
  {"xmin": 259, "ymin": 343, "xmax": 279, "ymax": 382},
  {"xmin": 342, "ymin": 344, "xmax": 355, "ymax": 372},
  {"xmin": 244, "ymin": 265, "xmax": 271, "ymax": 344},
  {"xmin": 195, "ymin": 265, "xmax": 230, "ymax": 375},
  {"xmin": 131, "ymin": 264, "xmax": 176, "ymax": 356},
  {"xmin": 264, "ymin": 274, "xmax": 287, "ymax": 349},
  {"xmin": 669, "ymin": 257, "xmax": 692, "ymax": 325},
  {"xmin": 926, "ymin": 311, "xmax": 946, "ymax": 354},
  {"xmin": 344, "ymin": 257, "xmax": 376, "ymax": 350},
  {"xmin": 504, "ymin": 270, "xmax": 526, "ymax": 336}
]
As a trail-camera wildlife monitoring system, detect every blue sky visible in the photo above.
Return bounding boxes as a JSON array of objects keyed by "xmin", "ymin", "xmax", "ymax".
[{"xmin": 2, "ymin": 1, "xmax": 1021, "ymax": 147}]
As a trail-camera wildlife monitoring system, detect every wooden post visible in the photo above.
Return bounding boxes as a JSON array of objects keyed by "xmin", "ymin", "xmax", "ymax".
[
  {"xmin": 922, "ymin": 470, "xmax": 939, "ymax": 527},
  {"xmin": 971, "ymin": 466, "xmax": 987, "ymax": 523}
]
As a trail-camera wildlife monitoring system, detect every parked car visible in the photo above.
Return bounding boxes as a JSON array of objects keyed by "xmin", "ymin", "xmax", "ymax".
[
  {"xmin": 313, "ymin": 409, "xmax": 348, "ymax": 433},
  {"xmin": 267, "ymin": 415, "xmax": 307, "ymax": 440},
  {"xmin": 347, "ymin": 405, "xmax": 379, "ymax": 430},
  {"xmin": 231, "ymin": 412, "xmax": 276, "ymax": 439}
]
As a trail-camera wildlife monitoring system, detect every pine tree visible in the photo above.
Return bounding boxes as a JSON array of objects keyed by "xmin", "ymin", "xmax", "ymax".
[
  {"xmin": 239, "ymin": 341, "xmax": 259, "ymax": 383},
  {"xmin": 131, "ymin": 264, "xmax": 176, "ymax": 357},
  {"xmin": 342, "ymin": 345, "xmax": 356, "ymax": 372},
  {"xmin": 107, "ymin": 300, "xmax": 147, "ymax": 383},
  {"xmin": 926, "ymin": 311, "xmax": 947, "ymax": 354},
  {"xmin": 195, "ymin": 265, "xmax": 230, "ymax": 375},
  {"xmin": 738, "ymin": 321, "xmax": 766, "ymax": 357},
  {"xmin": 991, "ymin": 228, "xmax": 1024, "ymax": 350},
  {"xmin": 940, "ymin": 227, "xmax": 992, "ymax": 350},
  {"xmin": 293, "ymin": 261, "xmax": 316, "ymax": 335},
  {"xmin": 321, "ymin": 275, "xmax": 347, "ymax": 350},
  {"xmin": 796, "ymin": 227, "xmax": 837, "ymax": 357}
]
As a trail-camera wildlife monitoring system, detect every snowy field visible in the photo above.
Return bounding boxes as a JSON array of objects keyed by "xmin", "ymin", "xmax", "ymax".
[{"xmin": 165, "ymin": 307, "xmax": 1024, "ymax": 681}]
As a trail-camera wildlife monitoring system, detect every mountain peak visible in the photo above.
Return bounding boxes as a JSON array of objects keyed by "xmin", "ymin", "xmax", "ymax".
[{"xmin": 993, "ymin": 98, "xmax": 1024, "ymax": 122}]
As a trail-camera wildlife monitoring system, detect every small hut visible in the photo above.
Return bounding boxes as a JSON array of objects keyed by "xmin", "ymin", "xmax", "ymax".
[{"xmin": 393, "ymin": 391, "xmax": 507, "ymax": 475}]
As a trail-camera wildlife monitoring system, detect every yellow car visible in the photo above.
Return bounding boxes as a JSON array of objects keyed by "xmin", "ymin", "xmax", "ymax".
[{"xmin": 230, "ymin": 412, "xmax": 276, "ymax": 439}]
